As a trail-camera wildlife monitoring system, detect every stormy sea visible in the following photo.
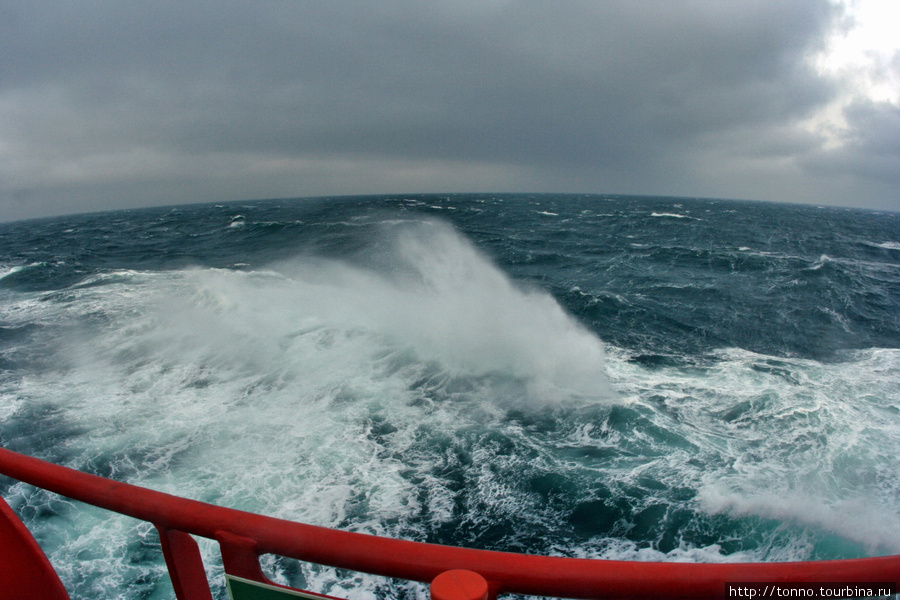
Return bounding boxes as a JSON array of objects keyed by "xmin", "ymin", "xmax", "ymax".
[{"xmin": 1, "ymin": 194, "xmax": 898, "ymax": 600}]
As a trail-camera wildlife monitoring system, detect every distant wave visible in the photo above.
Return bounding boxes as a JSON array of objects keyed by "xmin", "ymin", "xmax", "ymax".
[
  {"xmin": 864, "ymin": 240, "xmax": 900, "ymax": 251},
  {"xmin": 650, "ymin": 212, "xmax": 700, "ymax": 220},
  {"xmin": 0, "ymin": 264, "xmax": 27, "ymax": 280}
]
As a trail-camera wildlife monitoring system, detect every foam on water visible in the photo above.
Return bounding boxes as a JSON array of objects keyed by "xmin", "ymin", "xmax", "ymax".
[
  {"xmin": 609, "ymin": 346, "xmax": 900, "ymax": 556},
  {"xmin": 0, "ymin": 219, "xmax": 615, "ymax": 597},
  {"xmin": 0, "ymin": 264, "xmax": 27, "ymax": 280},
  {"xmin": 1, "ymin": 209, "xmax": 899, "ymax": 599},
  {"xmin": 864, "ymin": 241, "xmax": 900, "ymax": 251}
]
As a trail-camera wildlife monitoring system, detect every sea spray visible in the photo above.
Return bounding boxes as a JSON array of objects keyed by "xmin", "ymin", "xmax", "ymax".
[{"xmin": 271, "ymin": 219, "xmax": 612, "ymax": 402}]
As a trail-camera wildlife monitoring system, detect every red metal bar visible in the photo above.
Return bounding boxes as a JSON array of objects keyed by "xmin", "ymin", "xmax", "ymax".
[
  {"xmin": 1, "ymin": 446, "xmax": 899, "ymax": 599},
  {"xmin": 431, "ymin": 570, "xmax": 489, "ymax": 600},
  {"xmin": 0, "ymin": 494, "xmax": 71, "ymax": 600},
  {"xmin": 157, "ymin": 526, "xmax": 214, "ymax": 600}
]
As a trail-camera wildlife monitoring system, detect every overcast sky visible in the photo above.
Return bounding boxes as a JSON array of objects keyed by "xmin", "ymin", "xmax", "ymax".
[{"xmin": 1, "ymin": 1, "xmax": 898, "ymax": 222}]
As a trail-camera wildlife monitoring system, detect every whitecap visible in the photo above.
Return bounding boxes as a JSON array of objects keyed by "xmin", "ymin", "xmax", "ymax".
[{"xmin": 864, "ymin": 241, "xmax": 900, "ymax": 251}]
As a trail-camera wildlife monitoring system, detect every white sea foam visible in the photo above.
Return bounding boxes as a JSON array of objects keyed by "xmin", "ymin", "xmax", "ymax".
[
  {"xmin": 563, "ymin": 537, "xmax": 767, "ymax": 563},
  {"xmin": 608, "ymin": 345, "xmax": 900, "ymax": 555},
  {"xmin": 0, "ymin": 220, "xmax": 616, "ymax": 594},
  {"xmin": 0, "ymin": 264, "xmax": 26, "ymax": 280},
  {"xmin": 650, "ymin": 212, "xmax": 700, "ymax": 220},
  {"xmin": 697, "ymin": 487, "xmax": 900, "ymax": 555},
  {"xmin": 0, "ymin": 222, "xmax": 603, "ymax": 599},
  {"xmin": 864, "ymin": 241, "xmax": 900, "ymax": 251},
  {"xmin": 260, "ymin": 220, "xmax": 613, "ymax": 402}
]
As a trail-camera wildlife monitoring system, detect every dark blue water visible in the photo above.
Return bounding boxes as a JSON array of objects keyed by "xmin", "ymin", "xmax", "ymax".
[{"xmin": 1, "ymin": 194, "xmax": 899, "ymax": 599}]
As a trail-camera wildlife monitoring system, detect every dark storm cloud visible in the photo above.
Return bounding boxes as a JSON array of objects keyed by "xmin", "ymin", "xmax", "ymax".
[
  {"xmin": 808, "ymin": 101, "xmax": 900, "ymax": 183},
  {"xmin": 0, "ymin": 1, "xmax": 895, "ymax": 221}
]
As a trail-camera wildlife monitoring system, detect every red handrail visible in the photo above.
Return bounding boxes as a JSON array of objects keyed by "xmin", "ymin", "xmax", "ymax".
[{"xmin": 1, "ymin": 446, "xmax": 898, "ymax": 600}]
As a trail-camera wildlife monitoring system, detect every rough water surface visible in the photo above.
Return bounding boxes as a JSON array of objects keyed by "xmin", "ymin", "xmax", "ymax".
[{"xmin": 1, "ymin": 194, "xmax": 898, "ymax": 599}]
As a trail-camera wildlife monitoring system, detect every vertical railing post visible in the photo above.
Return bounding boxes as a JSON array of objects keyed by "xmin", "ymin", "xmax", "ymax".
[
  {"xmin": 216, "ymin": 530, "xmax": 268, "ymax": 581},
  {"xmin": 157, "ymin": 526, "xmax": 214, "ymax": 600}
]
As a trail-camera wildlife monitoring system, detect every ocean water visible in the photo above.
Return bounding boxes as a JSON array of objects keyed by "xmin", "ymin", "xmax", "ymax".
[{"xmin": 0, "ymin": 194, "xmax": 898, "ymax": 599}]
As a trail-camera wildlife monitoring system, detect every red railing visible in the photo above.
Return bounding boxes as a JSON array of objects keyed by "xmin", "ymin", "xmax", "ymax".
[{"xmin": 1, "ymin": 446, "xmax": 898, "ymax": 600}]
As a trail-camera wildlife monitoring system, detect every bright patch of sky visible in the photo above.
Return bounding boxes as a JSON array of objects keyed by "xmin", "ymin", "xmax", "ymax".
[{"xmin": 808, "ymin": 0, "xmax": 900, "ymax": 146}]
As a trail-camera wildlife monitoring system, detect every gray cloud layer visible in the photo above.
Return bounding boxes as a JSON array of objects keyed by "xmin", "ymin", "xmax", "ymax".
[{"xmin": 1, "ymin": 1, "xmax": 897, "ymax": 221}]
